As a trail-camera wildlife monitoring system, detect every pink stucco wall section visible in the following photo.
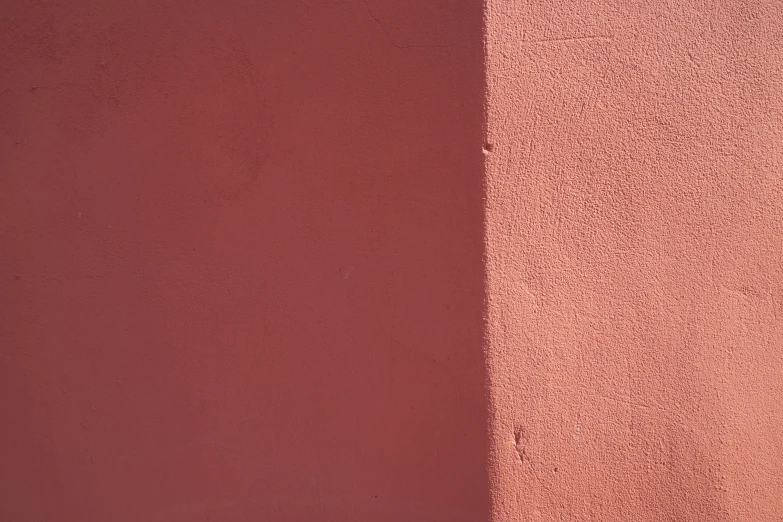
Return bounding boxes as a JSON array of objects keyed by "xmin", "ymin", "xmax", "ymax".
[
  {"xmin": 2, "ymin": 1, "xmax": 782, "ymax": 520},
  {"xmin": 485, "ymin": 1, "xmax": 783, "ymax": 520}
]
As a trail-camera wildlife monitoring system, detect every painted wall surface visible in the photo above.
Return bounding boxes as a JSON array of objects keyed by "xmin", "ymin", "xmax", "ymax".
[
  {"xmin": 0, "ymin": 1, "xmax": 488, "ymax": 520},
  {"xmin": 485, "ymin": 1, "xmax": 783, "ymax": 520},
  {"xmin": 2, "ymin": 1, "xmax": 782, "ymax": 521}
]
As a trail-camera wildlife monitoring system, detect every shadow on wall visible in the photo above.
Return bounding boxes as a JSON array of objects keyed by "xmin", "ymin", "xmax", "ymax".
[{"xmin": 0, "ymin": 1, "xmax": 488, "ymax": 520}]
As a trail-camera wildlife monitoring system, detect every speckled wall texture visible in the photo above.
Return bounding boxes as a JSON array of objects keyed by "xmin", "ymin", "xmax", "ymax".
[{"xmin": 485, "ymin": 1, "xmax": 783, "ymax": 520}]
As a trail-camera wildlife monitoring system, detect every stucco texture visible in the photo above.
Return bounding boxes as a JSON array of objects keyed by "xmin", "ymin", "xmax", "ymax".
[{"xmin": 485, "ymin": 1, "xmax": 783, "ymax": 520}]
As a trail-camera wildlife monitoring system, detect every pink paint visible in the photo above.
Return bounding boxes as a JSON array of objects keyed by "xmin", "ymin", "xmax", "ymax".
[{"xmin": 485, "ymin": 1, "xmax": 783, "ymax": 519}]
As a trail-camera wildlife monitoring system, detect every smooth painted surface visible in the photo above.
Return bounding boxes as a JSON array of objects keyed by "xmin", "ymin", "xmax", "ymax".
[
  {"xmin": 485, "ymin": 1, "xmax": 783, "ymax": 520},
  {"xmin": 0, "ymin": 2, "xmax": 488, "ymax": 520}
]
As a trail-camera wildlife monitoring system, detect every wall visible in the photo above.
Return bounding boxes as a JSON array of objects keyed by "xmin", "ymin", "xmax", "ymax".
[
  {"xmin": 0, "ymin": 1, "xmax": 488, "ymax": 520},
  {"xmin": 3, "ymin": 1, "xmax": 782, "ymax": 521},
  {"xmin": 485, "ymin": 1, "xmax": 783, "ymax": 520}
]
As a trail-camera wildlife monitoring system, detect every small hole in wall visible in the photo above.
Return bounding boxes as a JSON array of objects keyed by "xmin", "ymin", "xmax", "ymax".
[
  {"xmin": 513, "ymin": 427, "xmax": 525, "ymax": 462},
  {"xmin": 482, "ymin": 143, "xmax": 494, "ymax": 154}
]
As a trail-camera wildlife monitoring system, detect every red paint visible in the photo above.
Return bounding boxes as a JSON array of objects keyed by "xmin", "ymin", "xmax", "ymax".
[{"xmin": 0, "ymin": 2, "xmax": 487, "ymax": 520}]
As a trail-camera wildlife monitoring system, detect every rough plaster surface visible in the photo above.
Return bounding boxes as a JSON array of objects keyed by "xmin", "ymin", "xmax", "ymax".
[
  {"xmin": 1, "ymin": 0, "xmax": 782, "ymax": 520},
  {"xmin": 485, "ymin": 0, "xmax": 783, "ymax": 520}
]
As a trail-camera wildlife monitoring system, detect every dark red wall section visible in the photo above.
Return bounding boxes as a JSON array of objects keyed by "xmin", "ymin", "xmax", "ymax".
[{"xmin": 0, "ymin": 2, "xmax": 488, "ymax": 520}]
